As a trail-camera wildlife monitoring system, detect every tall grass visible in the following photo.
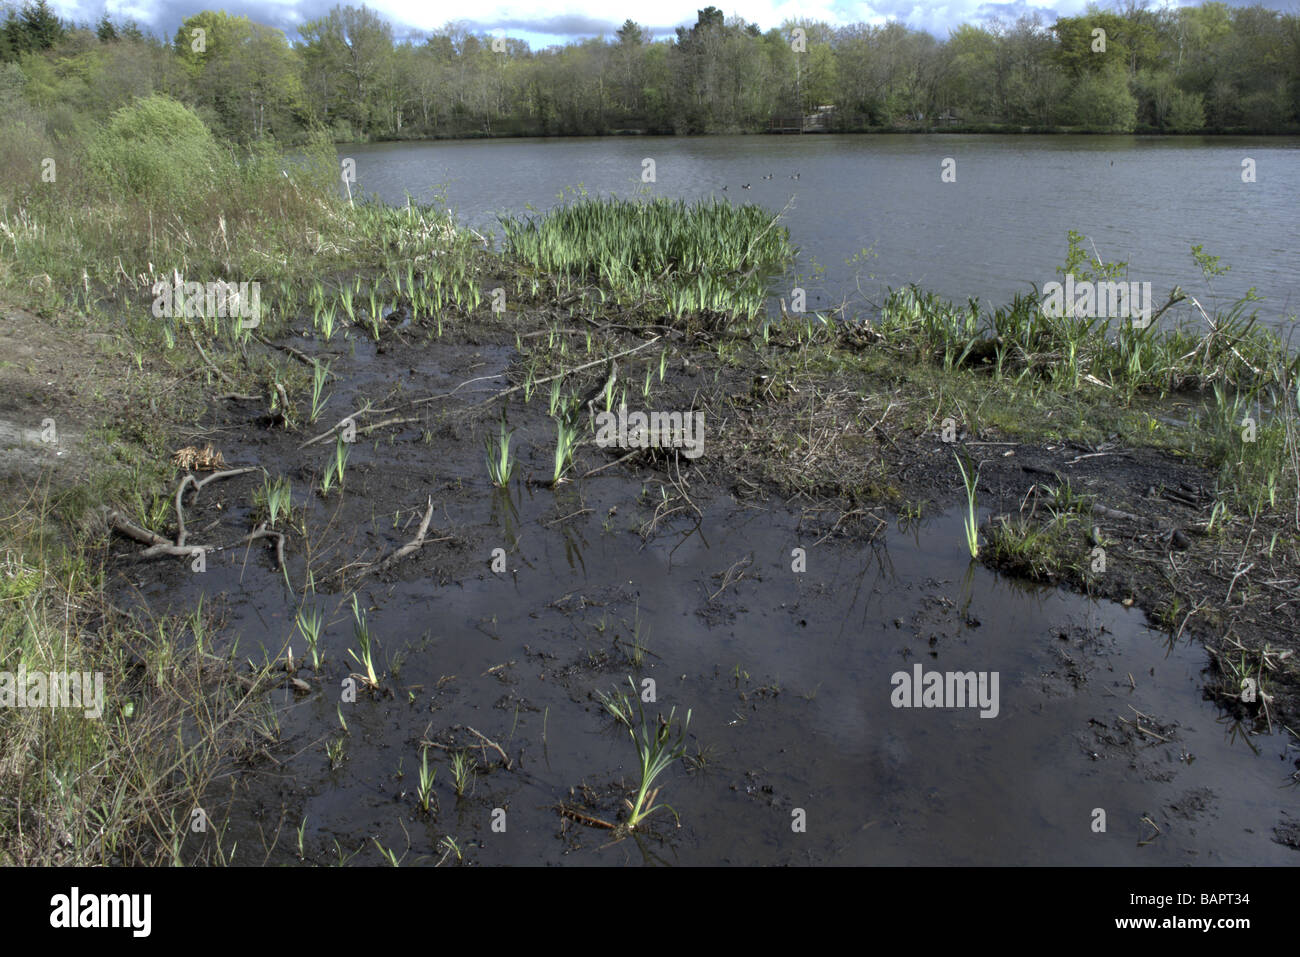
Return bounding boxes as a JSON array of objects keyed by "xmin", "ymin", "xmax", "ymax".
[
  {"xmin": 499, "ymin": 197, "xmax": 794, "ymax": 326},
  {"xmin": 0, "ymin": 506, "xmax": 278, "ymax": 864}
]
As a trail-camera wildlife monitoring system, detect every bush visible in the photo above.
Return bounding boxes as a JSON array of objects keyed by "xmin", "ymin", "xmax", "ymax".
[
  {"xmin": 84, "ymin": 94, "xmax": 227, "ymax": 206},
  {"xmin": 1063, "ymin": 68, "xmax": 1138, "ymax": 132},
  {"xmin": 1167, "ymin": 90, "xmax": 1205, "ymax": 132}
]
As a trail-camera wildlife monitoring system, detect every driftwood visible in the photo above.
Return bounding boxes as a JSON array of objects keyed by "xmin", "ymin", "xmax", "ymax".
[
  {"xmin": 105, "ymin": 466, "xmax": 284, "ymax": 569},
  {"xmin": 355, "ymin": 497, "xmax": 448, "ymax": 579}
]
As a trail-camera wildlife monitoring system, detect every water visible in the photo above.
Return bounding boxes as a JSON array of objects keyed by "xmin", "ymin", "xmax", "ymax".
[
  {"xmin": 111, "ymin": 330, "xmax": 1299, "ymax": 865},
  {"xmin": 342, "ymin": 133, "xmax": 1300, "ymax": 333}
]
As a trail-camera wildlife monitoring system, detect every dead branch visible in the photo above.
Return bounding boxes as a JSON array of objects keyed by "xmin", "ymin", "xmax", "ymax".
[{"xmin": 356, "ymin": 497, "xmax": 447, "ymax": 578}]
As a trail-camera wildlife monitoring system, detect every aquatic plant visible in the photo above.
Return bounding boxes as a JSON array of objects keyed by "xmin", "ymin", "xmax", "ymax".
[
  {"xmin": 295, "ymin": 604, "xmax": 323, "ymax": 671},
  {"xmin": 955, "ymin": 452, "xmax": 980, "ymax": 558},
  {"xmin": 597, "ymin": 676, "xmax": 692, "ymax": 830},
  {"xmin": 333, "ymin": 435, "xmax": 350, "ymax": 488},
  {"xmin": 261, "ymin": 474, "xmax": 292, "ymax": 527},
  {"xmin": 551, "ymin": 414, "xmax": 579, "ymax": 485},
  {"xmin": 450, "ymin": 749, "xmax": 474, "ymax": 797},
  {"xmin": 416, "ymin": 748, "xmax": 437, "ymax": 814},
  {"xmin": 485, "ymin": 417, "xmax": 516, "ymax": 488},
  {"xmin": 347, "ymin": 594, "xmax": 379, "ymax": 688}
]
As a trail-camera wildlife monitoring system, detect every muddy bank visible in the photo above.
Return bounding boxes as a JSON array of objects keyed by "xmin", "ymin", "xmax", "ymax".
[{"xmin": 88, "ymin": 294, "xmax": 1299, "ymax": 864}]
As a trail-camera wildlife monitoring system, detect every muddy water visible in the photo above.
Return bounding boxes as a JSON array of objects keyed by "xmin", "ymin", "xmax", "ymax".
[{"xmin": 116, "ymin": 361, "xmax": 1297, "ymax": 864}]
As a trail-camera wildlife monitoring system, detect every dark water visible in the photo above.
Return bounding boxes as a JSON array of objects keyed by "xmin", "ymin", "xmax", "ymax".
[
  {"xmin": 116, "ymin": 337, "xmax": 1298, "ymax": 866},
  {"xmin": 342, "ymin": 133, "xmax": 1300, "ymax": 334}
]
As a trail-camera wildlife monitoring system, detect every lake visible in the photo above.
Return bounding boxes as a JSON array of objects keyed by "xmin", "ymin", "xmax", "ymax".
[{"xmin": 343, "ymin": 133, "xmax": 1299, "ymax": 334}]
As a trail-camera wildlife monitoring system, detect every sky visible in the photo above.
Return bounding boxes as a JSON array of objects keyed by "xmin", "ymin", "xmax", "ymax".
[{"xmin": 47, "ymin": 0, "xmax": 1293, "ymax": 47}]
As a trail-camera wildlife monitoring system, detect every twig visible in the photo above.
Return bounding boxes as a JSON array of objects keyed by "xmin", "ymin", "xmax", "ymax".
[
  {"xmin": 475, "ymin": 336, "xmax": 662, "ymax": 408},
  {"xmin": 186, "ymin": 324, "xmax": 236, "ymax": 386},
  {"xmin": 464, "ymin": 726, "xmax": 512, "ymax": 770},
  {"xmin": 356, "ymin": 497, "xmax": 443, "ymax": 578}
]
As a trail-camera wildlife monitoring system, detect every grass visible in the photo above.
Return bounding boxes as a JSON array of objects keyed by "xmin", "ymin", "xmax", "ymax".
[
  {"xmin": 295, "ymin": 604, "xmax": 324, "ymax": 672},
  {"xmin": 416, "ymin": 748, "xmax": 437, "ymax": 814},
  {"xmin": 347, "ymin": 595, "xmax": 380, "ymax": 689},
  {"xmin": 954, "ymin": 453, "xmax": 980, "ymax": 559},
  {"xmin": 499, "ymin": 196, "xmax": 794, "ymax": 328},
  {"xmin": 597, "ymin": 677, "xmax": 692, "ymax": 830},
  {"xmin": 260, "ymin": 475, "xmax": 292, "ymax": 528},
  {"xmin": 551, "ymin": 414, "xmax": 580, "ymax": 486},
  {"xmin": 450, "ymin": 749, "xmax": 475, "ymax": 797},
  {"xmin": 485, "ymin": 416, "xmax": 517, "ymax": 488},
  {"xmin": 0, "ymin": 504, "xmax": 280, "ymax": 864},
  {"xmin": 309, "ymin": 360, "xmax": 332, "ymax": 424}
]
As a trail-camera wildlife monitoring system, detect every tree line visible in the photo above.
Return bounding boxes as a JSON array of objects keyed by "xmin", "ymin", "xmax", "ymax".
[{"xmin": 2, "ymin": 0, "xmax": 1297, "ymax": 144}]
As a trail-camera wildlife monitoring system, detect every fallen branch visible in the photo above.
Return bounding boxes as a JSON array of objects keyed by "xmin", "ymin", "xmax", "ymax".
[
  {"xmin": 356, "ymin": 497, "xmax": 446, "ymax": 578},
  {"xmin": 186, "ymin": 324, "xmax": 237, "ymax": 386},
  {"xmin": 464, "ymin": 725, "xmax": 512, "ymax": 770},
  {"xmin": 475, "ymin": 336, "xmax": 662, "ymax": 408}
]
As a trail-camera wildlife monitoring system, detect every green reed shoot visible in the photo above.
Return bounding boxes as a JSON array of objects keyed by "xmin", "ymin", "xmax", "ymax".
[
  {"xmin": 309, "ymin": 359, "xmax": 331, "ymax": 424},
  {"xmin": 955, "ymin": 452, "xmax": 980, "ymax": 558},
  {"xmin": 551, "ymin": 415, "xmax": 579, "ymax": 485},
  {"xmin": 348, "ymin": 594, "xmax": 379, "ymax": 688},
  {"xmin": 485, "ymin": 417, "xmax": 516, "ymax": 488},
  {"xmin": 295, "ymin": 604, "xmax": 324, "ymax": 671},
  {"xmin": 263, "ymin": 474, "xmax": 292, "ymax": 527},
  {"xmin": 417, "ymin": 748, "xmax": 437, "ymax": 813},
  {"xmin": 597, "ymin": 676, "xmax": 692, "ymax": 829},
  {"xmin": 334, "ymin": 435, "xmax": 350, "ymax": 488},
  {"xmin": 450, "ymin": 749, "xmax": 474, "ymax": 797}
]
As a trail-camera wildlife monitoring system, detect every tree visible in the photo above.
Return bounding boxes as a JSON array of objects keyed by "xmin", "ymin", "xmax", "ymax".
[
  {"xmin": 298, "ymin": 4, "xmax": 394, "ymax": 137},
  {"xmin": 1167, "ymin": 88, "xmax": 1205, "ymax": 130},
  {"xmin": 175, "ymin": 12, "xmax": 303, "ymax": 141},
  {"xmin": 1063, "ymin": 65, "xmax": 1138, "ymax": 130},
  {"xmin": 19, "ymin": 0, "xmax": 62, "ymax": 51}
]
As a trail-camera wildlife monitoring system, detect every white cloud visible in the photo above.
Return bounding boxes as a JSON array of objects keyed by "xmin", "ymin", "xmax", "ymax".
[{"xmin": 53, "ymin": 0, "xmax": 1287, "ymax": 44}]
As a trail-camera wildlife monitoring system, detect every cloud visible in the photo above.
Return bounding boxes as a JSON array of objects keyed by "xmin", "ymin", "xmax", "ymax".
[{"xmin": 53, "ymin": 0, "xmax": 1296, "ymax": 45}]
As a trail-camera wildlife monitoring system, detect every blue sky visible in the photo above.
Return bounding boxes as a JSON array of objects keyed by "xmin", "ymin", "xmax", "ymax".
[{"xmin": 50, "ymin": 0, "xmax": 1291, "ymax": 46}]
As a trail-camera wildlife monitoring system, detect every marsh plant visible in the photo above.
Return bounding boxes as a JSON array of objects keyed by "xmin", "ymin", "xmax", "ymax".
[
  {"xmin": 339, "ymin": 285, "xmax": 356, "ymax": 326},
  {"xmin": 416, "ymin": 748, "xmax": 437, "ymax": 814},
  {"xmin": 333, "ymin": 434, "xmax": 350, "ymax": 488},
  {"xmin": 955, "ymin": 452, "xmax": 981, "ymax": 558},
  {"xmin": 450, "ymin": 749, "xmax": 475, "ymax": 797},
  {"xmin": 499, "ymin": 197, "xmax": 792, "ymax": 326},
  {"xmin": 261, "ymin": 474, "xmax": 292, "ymax": 527},
  {"xmin": 309, "ymin": 359, "xmax": 331, "ymax": 424},
  {"xmin": 551, "ymin": 414, "xmax": 580, "ymax": 485},
  {"xmin": 485, "ymin": 416, "xmax": 517, "ymax": 488},
  {"xmin": 347, "ymin": 594, "xmax": 379, "ymax": 689},
  {"xmin": 295, "ymin": 604, "xmax": 324, "ymax": 671},
  {"xmin": 597, "ymin": 677, "xmax": 693, "ymax": 830}
]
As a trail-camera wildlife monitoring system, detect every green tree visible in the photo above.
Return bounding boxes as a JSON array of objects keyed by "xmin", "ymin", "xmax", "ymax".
[{"xmin": 1167, "ymin": 88, "xmax": 1205, "ymax": 130}]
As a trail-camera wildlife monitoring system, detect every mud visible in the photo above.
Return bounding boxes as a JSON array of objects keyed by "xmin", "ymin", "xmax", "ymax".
[{"xmin": 92, "ymin": 309, "xmax": 1299, "ymax": 865}]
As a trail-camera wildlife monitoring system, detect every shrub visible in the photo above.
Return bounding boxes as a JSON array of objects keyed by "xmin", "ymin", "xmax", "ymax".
[{"xmin": 84, "ymin": 94, "xmax": 227, "ymax": 206}]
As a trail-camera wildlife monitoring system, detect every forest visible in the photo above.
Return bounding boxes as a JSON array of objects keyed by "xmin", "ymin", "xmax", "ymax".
[{"xmin": 1, "ymin": 0, "xmax": 1298, "ymax": 143}]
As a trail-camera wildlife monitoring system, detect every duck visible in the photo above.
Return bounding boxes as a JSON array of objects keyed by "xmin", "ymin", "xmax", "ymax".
[
  {"xmin": 741, "ymin": 183, "xmax": 751, "ymax": 189},
  {"xmin": 790, "ymin": 172, "xmax": 800, "ymax": 180},
  {"xmin": 762, "ymin": 173, "xmax": 773, "ymax": 180}
]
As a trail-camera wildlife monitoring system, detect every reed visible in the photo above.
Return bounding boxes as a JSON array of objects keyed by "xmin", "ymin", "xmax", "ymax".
[
  {"xmin": 597, "ymin": 677, "xmax": 692, "ymax": 829},
  {"xmin": 485, "ymin": 417, "xmax": 517, "ymax": 488},
  {"xmin": 954, "ymin": 452, "xmax": 980, "ymax": 558}
]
